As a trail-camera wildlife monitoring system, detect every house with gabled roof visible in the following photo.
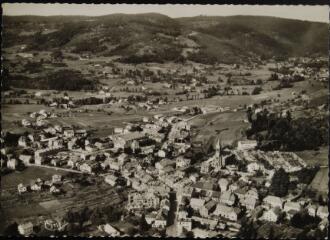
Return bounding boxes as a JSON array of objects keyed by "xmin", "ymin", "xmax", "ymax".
[
  {"xmin": 220, "ymin": 191, "xmax": 236, "ymax": 206},
  {"xmin": 263, "ymin": 195, "xmax": 284, "ymax": 209},
  {"xmin": 214, "ymin": 203, "xmax": 241, "ymax": 221},
  {"xmin": 200, "ymin": 200, "xmax": 217, "ymax": 217},
  {"xmin": 260, "ymin": 207, "xmax": 281, "ymax": 222},
  {"xmin": 190, "ymin": 198, "xmax": 206, "ymax": 210},
  {"xmin": 283, "ymin": 201, "xmax": 301, "ymax": 214}
]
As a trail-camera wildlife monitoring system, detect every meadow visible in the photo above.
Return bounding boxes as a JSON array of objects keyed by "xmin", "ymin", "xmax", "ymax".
[{"xmin": 1, "ymin": 166, "xmax": 69, "ymax": 190}]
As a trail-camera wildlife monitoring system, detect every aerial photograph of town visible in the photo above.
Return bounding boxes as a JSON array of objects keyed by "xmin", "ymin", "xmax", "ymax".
[{"xmin": 1, "ymin": 3, "xmax": 329, "ymax": 239}]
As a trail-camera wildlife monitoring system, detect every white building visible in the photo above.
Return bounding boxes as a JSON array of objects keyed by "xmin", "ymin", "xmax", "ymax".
[
  {"xmin": 214, "ymin": 204, "xmax": 241, "ymax": 221},
  {"xmin": 104, "ymin": 174, "xmax": 118, "ymax": 187},
  {"xmin": 317, "ymin": 206, "xmax": 329, "ymax": 219},
  {"xmin": 7, "ymin": 158, "xmax": 18, "ymax": 170},
  {"xmin": 17, "ymin": 183, "xmax": 27, "ymax": 194},
  {"xmin": 31, "ymin": 183, "xmax": 42, "ymax": 191},
  {"xmin": 153, "ymin": 216, "xmax": 167, "ymax": 228},
  {"xmin": 18, "ymin": 222, "xmax": 34, "ymax": 236},
  {"xmin": 237, "ymin": 140, "xmax": 257, "ymax": 150},
  {"xmin": 52, "ymin": 174, "xmax": 62, "ymax": 183},
  {"xmin": 263, "ymin": 195, "xmax": 284, "ymax": 209},
  {"xmin": 103, "ymin": 224, "xmax": 121, "ymax": 237},
  {"xmin": 261, "ymin": 208, "xmax": 281, "ymax": 222},
  {"xmin": 190, "ymin": 198, "xmax": 206, "ymax": 210}
]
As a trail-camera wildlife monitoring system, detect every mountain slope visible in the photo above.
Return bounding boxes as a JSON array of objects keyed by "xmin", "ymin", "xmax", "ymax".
[
  {"xmin": 3, "ymin": 14, "xmax": 328, "ymax": 64},
  {"xmin": 178, "ymin": 15, "xmax": 328, "ymax": 62}
]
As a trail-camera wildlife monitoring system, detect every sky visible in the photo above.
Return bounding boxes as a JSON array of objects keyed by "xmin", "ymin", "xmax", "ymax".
[{"xmin": 2, "ymin": 4, "xmax": 329, "ymax": 23}]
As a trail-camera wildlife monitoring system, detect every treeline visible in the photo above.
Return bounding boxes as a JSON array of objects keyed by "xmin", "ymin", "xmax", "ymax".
[
  {"xmin": 3, "ymin": 69, "xmax": 97, "ymax": 91},
  {"xmin": 62, "ymin": 205, "xmax": 122, "ymax": 235},
  {"xmin": 127, "ymin": 95, "xmax": 148, "ymax": 103},
  {"xmin": 73, "ymin": 96, "xmax": 116, "ymax": 105},
  {"xmin": 187, "ymin": 51, "xmax": 218, "ymax": 65},
  {"xmin": 246, "ymin": 108, "xmax": 328, "ymax": 151},
  {"xmin": 46, "ymin": 69, "xmax": 96, "ymax": 91},
  {"xmin": 120, "ymin": 46, "xmax": 182, "ymax": 64},
  {"xmin": 268, "ymin": 72, "xmax": 305, "ymax": 90}
]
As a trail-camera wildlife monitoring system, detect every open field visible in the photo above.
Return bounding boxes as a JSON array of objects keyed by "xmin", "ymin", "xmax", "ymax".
[
  {"xmin": 1, "ymin": 104, "xmax": 61, "ymax": 132},
  {"xmin": 191, "ymin": 111, "xmax": 249, "ymax": 146},
  {"xmin": 1, "ymin": 167, "xmax": 69, "ymax": 190},
  {"xmin": 1, "ymin": 202, "xmax": 51, "ymax": 220}
]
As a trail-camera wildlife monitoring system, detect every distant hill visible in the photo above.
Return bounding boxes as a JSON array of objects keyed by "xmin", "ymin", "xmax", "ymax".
[
  {"xmin": 3, "ymin": 14, "xmax": 328, "ymax": 64},
  {"xmin": 178, "ymin": 15, "xmax": 328, "ymax": 62}
]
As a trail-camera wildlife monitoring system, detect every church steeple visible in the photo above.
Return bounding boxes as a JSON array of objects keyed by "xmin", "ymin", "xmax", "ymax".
[
  {"xmin": 215, "ymin": 137, "xmax": 221, "ymax": 153},
  {"xmin": 214, "ymin": 136, "xmax": 224, "ymax": 170},
  {"xmin": 215, "ymin": 137, "xmax": 221, "ymax": 157},
  {"xmin": 213, "ymin": 128, "xmax": 228, "ymax": 171}
]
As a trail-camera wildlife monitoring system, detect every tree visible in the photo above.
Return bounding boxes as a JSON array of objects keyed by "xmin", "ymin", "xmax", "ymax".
[
  {"xmin": 90, "ymin": 207, "xmax": 105, "ymax": 226},
  {"xmin": 3, "ymin": 222, "xmax": 19, "ymax": 236},
  {"xmin": 268, "ymin": 225, "xmax": 275, "ymax": 239},
  {"xmin": 291, "ymin": 210, "xmax": 320, "ymax": 228},
  {"xmin": 270, "ymin": 168, "xmax": 289, "ymax": 197},
  {"xmin": 2, "ymin": 68, "xmax": 11, "ymax": 91},
  {"xmin": 314, "ymin": 228, "xmax": 327, "ymax": 239},
  {"xmin": 238, "ymin": 218, "xmax": 255, "ymax": 239},
  {"xmin": 51, "ymin": 49, "xmax": 63, "ymax": 62},
  {"xmin": 139, "ymin": 214, "xmax": 150, "ymax": 232},
  {"xmin": 286, "ymin": 111, "xmax": 292, "ymax": 122},
  {"xmin": 246, "ymin": 107, "xmax": 253, "ymax": 123},
  {"xmin": 269, "ymin": 73, "xmax": 279, "ymax": 81},
  {"xmin": 252, "ymin": 87, "xmax": 262, "ymax": 95},
  {"xmin": 256, "ymin": 79, "xmax": 263, "ymax": 85},
  {"xmin": 186, "ymin": 231, "xmax": 194, "ymax": 238}
]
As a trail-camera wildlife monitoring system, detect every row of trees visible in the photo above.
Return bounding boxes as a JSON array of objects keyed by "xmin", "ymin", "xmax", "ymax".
[
  {"xmin": 64, "ymin": 205, "xmax": 122, "ymax": 227},
  {"xmin": 246, "ymin": 108, "xmax": 328, "ymax": 151},
  {"xmin": 3, "ymin": 68, "xmax": 97, "ymax": 91}
]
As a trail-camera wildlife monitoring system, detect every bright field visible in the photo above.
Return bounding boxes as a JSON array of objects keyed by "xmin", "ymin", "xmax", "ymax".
[{"xmin": 191, "ymin": 111, "xmax": 249, "ymax": 146}]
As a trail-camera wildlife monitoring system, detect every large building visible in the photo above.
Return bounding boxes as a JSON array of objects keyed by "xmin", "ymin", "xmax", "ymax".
[{"xmin": 127, "ymin": 191, "xmax": 160, "ymax": 210}]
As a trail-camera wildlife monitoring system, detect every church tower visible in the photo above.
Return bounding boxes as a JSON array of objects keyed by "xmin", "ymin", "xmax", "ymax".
[{"xmin": 213, "ymin": 137, "xmax": 225, "ymax": 170}]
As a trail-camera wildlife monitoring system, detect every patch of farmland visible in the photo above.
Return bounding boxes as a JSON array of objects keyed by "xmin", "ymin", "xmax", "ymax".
[
  {"xmin": 191, "ymin": 111, "xmax": 249, "ymax": 146},
  {"xmin": 1, "ymin": 104, "xmax": 52, "ymax": 117},
  {"xmin": 166, "ymin": 95, "xmax": 255, "ymax": 109}
]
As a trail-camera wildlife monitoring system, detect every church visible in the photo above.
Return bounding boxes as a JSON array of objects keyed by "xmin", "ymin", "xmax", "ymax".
[{"xmin": 200, "ymin": 138, "xmax": 226, "ymax": 174}]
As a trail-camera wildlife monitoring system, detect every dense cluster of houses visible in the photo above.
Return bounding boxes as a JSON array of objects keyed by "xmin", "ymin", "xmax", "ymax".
[{"xmin": 1, "ymin": 94, "xmax": 328, "ymax": 237}]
